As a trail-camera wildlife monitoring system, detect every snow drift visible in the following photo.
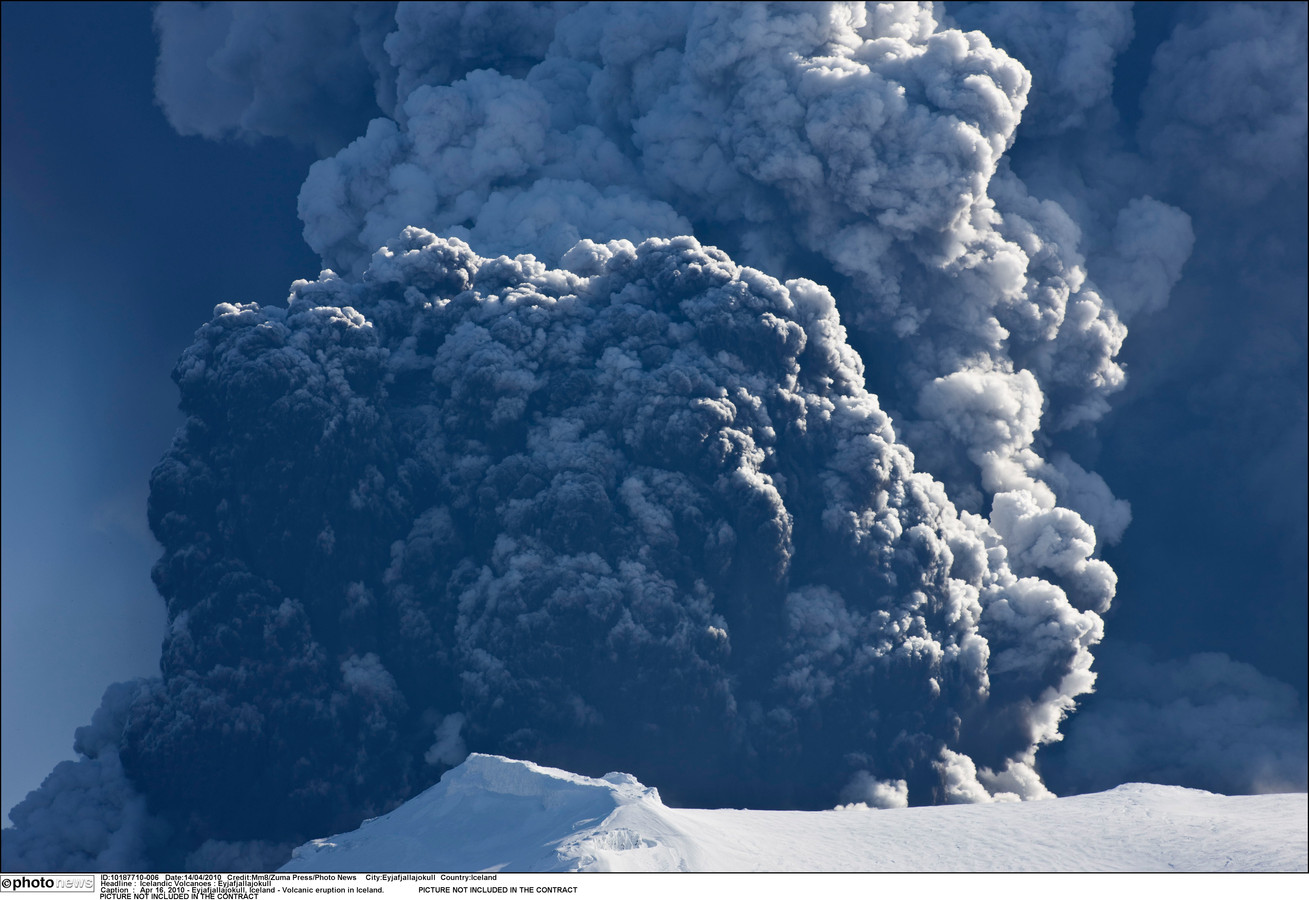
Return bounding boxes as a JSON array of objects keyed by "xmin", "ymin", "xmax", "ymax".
[{"xmin": 282, "ymin": 754, "xmax": 1309, "ymax": 872}]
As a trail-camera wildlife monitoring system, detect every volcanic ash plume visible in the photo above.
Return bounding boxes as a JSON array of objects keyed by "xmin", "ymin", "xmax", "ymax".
[
  {"xmin": 148, "ymin": 228, "xmax": 1104, "ymax": 813},
  {"xmin": 1, "ymin": 1, "xmax": 1198, "ymax": 870},
  {"xmin": 5, "ymin": 229, "xmax": 1104, "ymax": 868}
]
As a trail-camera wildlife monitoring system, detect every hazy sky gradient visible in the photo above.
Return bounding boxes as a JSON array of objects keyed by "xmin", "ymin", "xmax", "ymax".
[{"xmin": 2, "ymin": 2, "xmax": 319, "ymax": 818}]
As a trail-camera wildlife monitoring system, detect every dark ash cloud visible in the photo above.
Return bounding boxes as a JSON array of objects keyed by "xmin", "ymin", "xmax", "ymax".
[
  {"xmin": 1041, "ymin": 645, "xmax": 1308, "ymax": 797},
  {"xmin": 152, "ymin": 1, "xmax": 398, "ymax": 155},
  {"xmin": 8, "ymin": 0, "xmax": 1304, "ymax": 873},
  {"xmin": 6, "ymin": 229, "xmax": 1105, "ymax": 867}
]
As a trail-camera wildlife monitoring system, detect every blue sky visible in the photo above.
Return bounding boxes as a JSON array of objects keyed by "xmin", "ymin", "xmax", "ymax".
[
  {"xmin": 2, "ymin": 1, "xmax": 1305, "ymax": 837},
  {"xmin": 2, "ymin": 2, "xmax": 320, "ymax": 818}
]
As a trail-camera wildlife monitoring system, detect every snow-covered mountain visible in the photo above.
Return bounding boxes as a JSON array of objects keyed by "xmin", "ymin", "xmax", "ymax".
[{"xmin": 281, "ymin": 754, "xmax": 1307, "ymax": 873}]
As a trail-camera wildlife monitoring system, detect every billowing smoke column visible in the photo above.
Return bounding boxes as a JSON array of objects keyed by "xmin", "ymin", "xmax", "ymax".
[
  {"xmin": 5, "ymin": 0, "xmax": 1219, "ymax": 871},
  {"xmin": 7, "ymin": 229, "xmax": 1103, "ymax": 868},
  {"xmin": 287, "ymin": 0, "xmax": 1171, "ymax": 572}
]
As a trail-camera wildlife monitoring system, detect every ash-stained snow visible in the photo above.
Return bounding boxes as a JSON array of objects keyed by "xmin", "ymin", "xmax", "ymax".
[{"xmin": 281, "ymin": 754, "xmax": 1307, "ymax": 872}]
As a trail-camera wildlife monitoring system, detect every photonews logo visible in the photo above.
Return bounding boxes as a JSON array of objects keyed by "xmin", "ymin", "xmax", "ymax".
[{"xmin": 2, "ymin": 877, "xmax": 95, "ymax": 892}]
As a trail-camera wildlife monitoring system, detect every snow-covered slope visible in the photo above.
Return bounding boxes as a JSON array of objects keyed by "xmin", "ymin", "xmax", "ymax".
[{"xmin": 281, "ymin": 754, "xmax": 1307, "ymax": 873}]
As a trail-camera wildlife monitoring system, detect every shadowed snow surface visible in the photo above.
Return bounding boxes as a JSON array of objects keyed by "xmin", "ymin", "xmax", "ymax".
[{"xmin": 281, "ymin": 754, "xmax": 1308, "ymax": 872}]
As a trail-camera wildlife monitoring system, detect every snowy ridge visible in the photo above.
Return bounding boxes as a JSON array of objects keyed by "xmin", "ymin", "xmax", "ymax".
[
  {"xmin": 282, "ymin": 755, "xmax": 1308, "ymax": 873},
  {"xmin": 282, "ymin": 756, "xmax": 687, "ymax": 872}
]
